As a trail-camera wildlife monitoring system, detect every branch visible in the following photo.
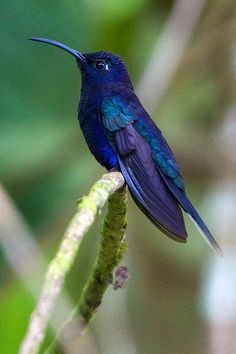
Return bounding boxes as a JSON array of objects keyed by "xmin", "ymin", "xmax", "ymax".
[
  {"xmin": 46, "ymin": 184, "xmax": 128, "ymax": 353},
  {"xmin": 20, "ymin": 171, "xmax": 125, "ymax": 354},
  {"xmin": 78, "ymin": 184, "xmax": 128, "ymax": 321}
]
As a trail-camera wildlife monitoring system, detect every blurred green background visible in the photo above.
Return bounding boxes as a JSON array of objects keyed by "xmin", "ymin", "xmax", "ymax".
[{"xmin": 1, "ymin": 0, "xmax": 236, "ymax": 353}]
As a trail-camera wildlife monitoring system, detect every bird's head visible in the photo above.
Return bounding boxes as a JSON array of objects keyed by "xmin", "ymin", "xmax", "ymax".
[{"xmin": 30, "ymin": 38, "xmax": 133, "ymax": 90}]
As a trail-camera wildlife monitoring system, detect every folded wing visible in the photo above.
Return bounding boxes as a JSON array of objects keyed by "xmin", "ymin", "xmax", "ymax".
[
  {"xmin": 114, "ymin": 124, "xmax": 188, "ymax": 242},
  {"xmin": 101, "ymin": 94, "xmax": 222, "ymax": 253}
]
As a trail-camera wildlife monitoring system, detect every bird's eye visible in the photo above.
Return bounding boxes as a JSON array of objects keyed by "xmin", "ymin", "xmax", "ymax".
[{"xmin": 94, "ymin": 60, "xmax": 109, "ymax": 71}]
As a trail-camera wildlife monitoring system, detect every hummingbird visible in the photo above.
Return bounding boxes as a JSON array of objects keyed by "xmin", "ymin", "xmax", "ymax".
[{"xmin": 30, "ymin": 37, "xmax": 222, "ymax": 255}]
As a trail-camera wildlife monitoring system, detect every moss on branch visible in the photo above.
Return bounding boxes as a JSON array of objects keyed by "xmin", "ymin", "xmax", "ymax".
[{"xmin": 78, "ymin": 186, "xmax": 128, "ymax": 321}]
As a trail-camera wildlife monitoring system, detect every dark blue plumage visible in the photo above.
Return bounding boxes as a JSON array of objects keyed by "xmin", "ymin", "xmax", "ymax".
[{"xmin": 30, "ymin": 37, "xmax": 222, "ymax": 254}]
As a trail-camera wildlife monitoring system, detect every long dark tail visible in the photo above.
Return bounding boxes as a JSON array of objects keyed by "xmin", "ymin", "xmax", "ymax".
[
  {"xmin": 184, "ymin": 199, "xmax": 223, "ymax": 256},
  {"xmin": 159, "ymin": 172, "xmax": 222, "ymax": 255}
]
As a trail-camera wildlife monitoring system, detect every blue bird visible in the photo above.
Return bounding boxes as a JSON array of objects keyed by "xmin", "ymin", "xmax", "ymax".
[{"xmin": 30, "ymin": 37, "xmax": 222, "ymax": 255}]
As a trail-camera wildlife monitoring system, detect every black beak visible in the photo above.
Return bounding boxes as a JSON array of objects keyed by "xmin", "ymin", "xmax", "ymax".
[{"xmin": 29, "ymin": 37, "xmax": 86, "ymax": 63}]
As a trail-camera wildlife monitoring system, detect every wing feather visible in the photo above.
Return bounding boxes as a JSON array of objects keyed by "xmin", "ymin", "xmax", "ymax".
[
  {"xmin": 101, "ymin": 94, "xmax": 221, "ymax": 252},
  {"xmin": 114, "ymin": 125, "xmax": 187, "ymax": 242}
]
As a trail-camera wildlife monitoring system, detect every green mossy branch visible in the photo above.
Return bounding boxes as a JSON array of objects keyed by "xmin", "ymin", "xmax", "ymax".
[
  {"xmin": 20, "ymin": 172, "xmax": 126, "ymax": 354},
  {"xmin": 79, "ymin": 186, "xmax": 128, "ymax": 322}
]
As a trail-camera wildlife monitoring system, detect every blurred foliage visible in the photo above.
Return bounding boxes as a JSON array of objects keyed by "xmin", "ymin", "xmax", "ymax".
[{"xmin": 0, "ymin": 0, "xmax": 235, "ymax": 353}]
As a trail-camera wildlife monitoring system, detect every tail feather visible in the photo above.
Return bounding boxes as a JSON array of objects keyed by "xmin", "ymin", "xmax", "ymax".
[
  {"xmin": 187, "ymin": 205, "xmax": 223, "ymax": 256},
  {"xmin": 157, "ymin": 170, "xmax": 222, "ymax": 255}
]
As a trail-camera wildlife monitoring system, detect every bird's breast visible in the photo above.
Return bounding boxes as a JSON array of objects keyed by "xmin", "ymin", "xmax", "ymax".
[{"xmin": 78, "ymin": 103, "xmax": 118, "ymax": 170}]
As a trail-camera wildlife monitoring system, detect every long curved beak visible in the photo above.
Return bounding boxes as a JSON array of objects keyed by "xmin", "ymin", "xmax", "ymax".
[{"xmin": 29, "ymin": 37, "xmax": 86, "ymax": 63}]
